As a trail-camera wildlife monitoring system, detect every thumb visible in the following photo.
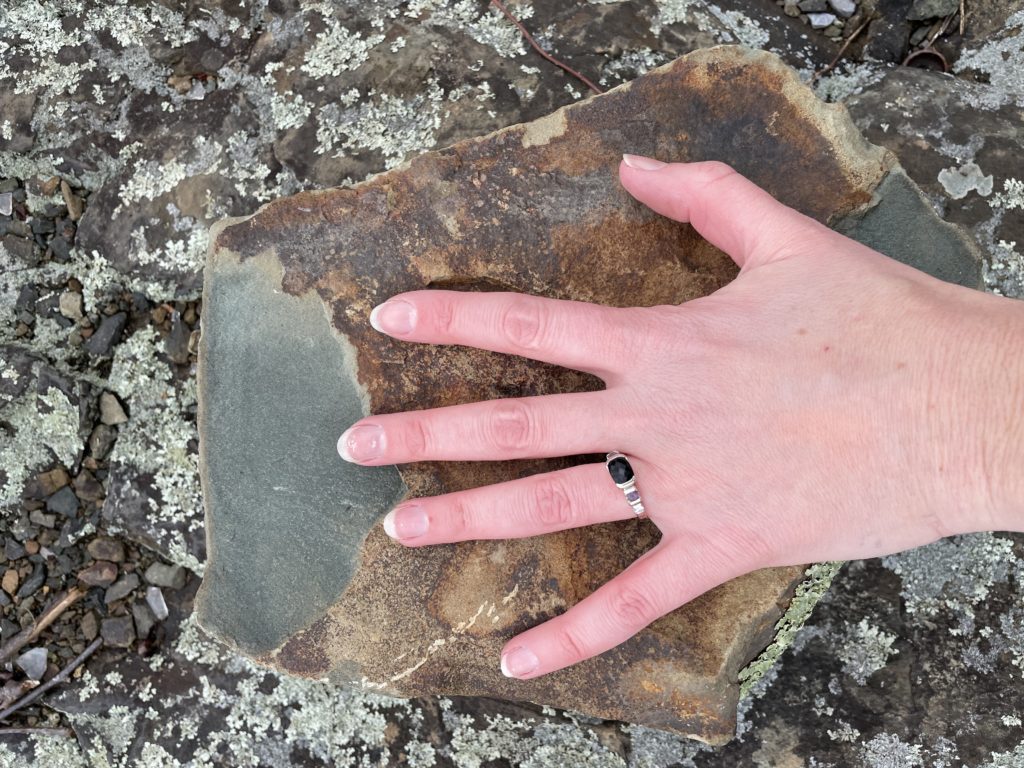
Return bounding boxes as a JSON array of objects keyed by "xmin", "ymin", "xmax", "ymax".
[{"xmin": 618, "ymin": 156, "xmax": 828, "ymax": 270}]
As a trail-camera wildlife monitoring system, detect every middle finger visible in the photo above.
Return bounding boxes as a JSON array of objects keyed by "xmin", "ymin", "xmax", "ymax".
[{"xmin": 338, "ymin": 390, "xmax": 616, "ymax": 465}]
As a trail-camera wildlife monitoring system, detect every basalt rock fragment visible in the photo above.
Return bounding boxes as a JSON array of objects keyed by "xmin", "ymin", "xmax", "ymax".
[{"xmin": 196, "ymin": 46, "xmax": 980, "ymax": 745}]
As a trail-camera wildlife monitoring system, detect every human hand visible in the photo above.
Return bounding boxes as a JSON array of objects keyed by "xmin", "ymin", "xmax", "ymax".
[{"xmin": 338, "ymin": 156, "xmax": 1024, "ymax": 680}]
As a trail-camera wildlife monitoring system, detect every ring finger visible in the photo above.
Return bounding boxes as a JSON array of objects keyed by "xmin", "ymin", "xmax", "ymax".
[{"xmin": 382, "ymin": 462, "xmax": 642, "ymax": 546}]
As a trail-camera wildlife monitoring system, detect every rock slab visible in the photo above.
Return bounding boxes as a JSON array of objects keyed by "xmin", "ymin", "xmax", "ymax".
[{"xmin": 196, "ymin": 46, "xmax": 980, "ymax": 745}]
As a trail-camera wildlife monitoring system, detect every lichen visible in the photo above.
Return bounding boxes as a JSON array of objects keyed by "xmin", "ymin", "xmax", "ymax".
[
  {"xmin": 861, "ymin": 733, "xmax": 924, "ymax": 768},
  {"xmin": 953, "ymin": 9, "xmax": 1024, "ymax": 109},
  {"xmin": 737, "ymin": 561, "xmax": 844, "ymax": 697},
  {"xmin": 837, "ymin": 618, "xmax": 899, "ymax": 685}
]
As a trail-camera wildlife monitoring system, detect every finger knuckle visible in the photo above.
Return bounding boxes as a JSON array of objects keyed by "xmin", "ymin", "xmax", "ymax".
[
  {"xmin": 449, "ymin": 496, "xmax": 475, "ymax": 537},
  {"xmin": 486, "ymin": 401, "xmax": 539, "ymax": 452},
  {"xmin": 607, "ymin": 582, "xmax": 659, "ymax": 630},
  {"xmin": 433, "ymin": 296, "xmax": 457, "ymax": 336},
  {"xmin": 554, "ymin": 627, "xmax": 589, "ymax": 664},
  {"xmin": 402, "ymin": 418, "xmax": 432, "ymax": 459},
  {"xmin": 498, "ymin": 297, "xmax": 546, "ymax": 351},
  {"xmin": 531, "ymin": 476, "xmax": 576, "ymax": 528}
]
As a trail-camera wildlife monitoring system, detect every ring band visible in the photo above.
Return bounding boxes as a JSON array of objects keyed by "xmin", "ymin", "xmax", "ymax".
[{"xmin": 605, "ymin": 451, "xmax": 645, "ymax": 518}]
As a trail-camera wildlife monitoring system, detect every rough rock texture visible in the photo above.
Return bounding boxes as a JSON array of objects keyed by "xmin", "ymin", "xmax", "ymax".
[{"xmin": 196, "ymin": 45, "xmax": 978, "ymax": 745}]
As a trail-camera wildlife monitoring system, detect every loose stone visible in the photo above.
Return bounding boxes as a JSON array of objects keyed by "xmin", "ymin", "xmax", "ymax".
[
  {"xmin": 58, "ymin": 290, "xmax": 84, "ymax": 321},
  {"xmin": 80, "ymin": 611, "xmax": 99, "ymax": 641},
  {"xmin": 144, "ymin": 562, "xmax": 186, "ymax": 590},
  {"xmin": 78, "ymin": 561, "xmax": 118, "ymax": 587},
  {"xmin": 828, "ymin": 0, "xmax": 856, "ymax": 17},
  {"xmin": 15, "ymin": 648, "xmax": 48, "ymax": 680},
  {"xmin": 87, "ymin": 537, "xmax": 125, "ymax": 563},
  {"xmin": 104, "ymin": 572, "xmax": 140, "ymax": 604},
  {"xmin": 60, "ymin": 180, "xmax": 84, "ymax": 221},
  {"xmin": 72, "ymin": 470, "xmax": 104, "ymax": 502},
  {"xmin": 100, "ymin": 616, "xmax": 136, "ymax": 648},
  {"xmin": 28, "ymin": 509, "xmax": 56, "ymax": 528},
  {"xmin": 132, "ymin": 601, "xmax": 155, "ymax": 638},
  {"xmin": 16, "ymin": 562, "xmax": 45, "ymax": 599},
  {"xmin": 0, "ymin": 192, "xmax": 11, "ymax": 216},
  {"xmin": 146, "ymin": 586, "xmax": 169, "ymax": 620},
  {"xmin": 2, "ymin": 568, "xmax": 18, "ymax": 595},
  {"xmin": 46, "ymin": 486, "xmax": 78, "ymax": 517},
  {"xmin": 84, "ymin": 311, "xmax": 128, "ymax": 357},
  {"xmin": 35, "ymin": 468, "xmax": 70, "ymax": 496},
  {"xmin": 99, "ymin": 392, "xmax": 129, "ymax": 425},
  {"xmin": 807, "ymin": 12, "xmax": 837, "ymax": 28},
  {"xmin": 88, "ymin": 424, "xmax": 117, "ymax": 460}
]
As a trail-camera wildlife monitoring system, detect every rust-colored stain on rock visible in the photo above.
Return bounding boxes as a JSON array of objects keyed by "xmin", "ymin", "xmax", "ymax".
[{"xmin": 198, "ymin": 47, "xmax": 896, "ymax": 744}]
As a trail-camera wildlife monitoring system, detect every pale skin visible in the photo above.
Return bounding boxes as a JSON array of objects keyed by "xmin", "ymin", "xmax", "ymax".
[{"xmin": 338, "ymin": 155, "xmax": 1024, "ymax": 680}]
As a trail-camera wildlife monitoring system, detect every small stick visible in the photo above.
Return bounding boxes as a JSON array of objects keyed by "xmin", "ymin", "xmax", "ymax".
[
  {"xmin": 959, "ymin": 0, "xmax": 965, "ymax": 36},
  {"xmin": 0, "ymin": 727, "xmax": 73, "ymax": 737},
  {"xmin": 813, "ymin": 15, "xmax": 873, "ymax": 82},
  {"xmin": 0, "ymin": 588, "xmax": 85, "ymax": 666},
  {"xmin": 0, "ymin": 638, "xmax": 102, "ymax": 723},
  {"xmin": 489, "ymin": 0, "xmax": 604, "ymax": 95}
]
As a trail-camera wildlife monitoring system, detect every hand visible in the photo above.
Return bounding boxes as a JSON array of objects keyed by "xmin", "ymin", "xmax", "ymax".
[{"xmin": 338, "ymin": 156, "xmax": 1024, "ymax": 680}]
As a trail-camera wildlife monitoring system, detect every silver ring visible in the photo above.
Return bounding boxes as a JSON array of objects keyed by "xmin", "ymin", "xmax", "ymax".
[{"xmin": 605, "ymin": 451, "xmax": 645, "ymax": 518}]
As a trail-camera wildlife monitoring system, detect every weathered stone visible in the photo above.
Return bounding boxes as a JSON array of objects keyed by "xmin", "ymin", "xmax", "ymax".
[
  {"xmin": 98, "ymin": 392, "xmax": 128, "ymax": 425},
  {"xmin": 78, "ymin": 561, "xmax": 118, "ymax": 587},
  {"xmin": 15, "ymin": 647, "xmax": 47, "ymax": 681},
  {"xmin": 104, "ymin": 573, "xmax": 139, "ymax": 604},
  {"xmin": 86, "ymin": 536, "xmax": 125, "ymax": 563},
  {"xmin": 145, "ymin": 586, "xmax": 168, "ymax": 621},
  {"xmin": 132, "ymin": 601, "xmax": 155, "ymax": 639},
  {"xmin": 144, "ymin": 561, "xmax": 186, "ymax": 589},
  {"xmin": 84, "ymin": 312, "xmax": 127, "ymax": 357},
  {"xmin": 100, "ymin": 615, "xmax": 135, "ymax": 648},
  {"xmin": 907, "ymin": 0, "xmax": 959, "ymax": 20},
  {"xmin": 196, "ymin": 47, "xmax": 980, "ymax": 745},
  {"xmin": 46, "ymin": 486, "xmax": 78, "ymax": 517}
]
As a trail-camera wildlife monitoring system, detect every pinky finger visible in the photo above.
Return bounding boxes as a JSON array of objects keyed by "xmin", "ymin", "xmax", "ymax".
[{"xmin": 499, "ymin": 539, "xmax": 735, "ymax": 679}]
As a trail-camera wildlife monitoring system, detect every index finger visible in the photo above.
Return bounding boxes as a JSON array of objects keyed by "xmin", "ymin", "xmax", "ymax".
[{"xmin": 369, "ymin": 290, "xmax": 645, "ymax": 377}]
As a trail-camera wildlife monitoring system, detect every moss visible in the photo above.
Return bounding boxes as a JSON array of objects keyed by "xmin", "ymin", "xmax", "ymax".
[{"xmin": 737, "ymin": 561, "xmax": 844, "ymax": 698}]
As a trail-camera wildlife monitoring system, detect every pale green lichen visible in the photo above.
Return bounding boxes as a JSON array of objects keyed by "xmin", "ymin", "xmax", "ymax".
[
  {"xmin": 978, "ymin": 743, "xmax": 1024, "ymax": 768},
  {"xmin": 861, "ymin": 733, "xmax": 924, "ymax": 768},
  {"xmin": 738, "ymin": 561, "xmax": 844, "ymax": 697},
  {"xmin": 0, "ymin": 386, "xmax": 82, "ymax": 508},
  {"xmin": 953, "ymin": 9, "xmax": 1024, "ymax": 109},
  {"xmin": 301, "ymin": 9, "xmax": 386, "ymax": 79}
]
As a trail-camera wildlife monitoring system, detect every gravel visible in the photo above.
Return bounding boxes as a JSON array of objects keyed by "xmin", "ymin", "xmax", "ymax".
[
  {"xmin": 143, "ymin": 562, "xmax": 186, "ymax": 589},
  {"xmin": 15, "ymin": 648, "xmax": 48, "ymax": 681},
  {"xmin": 104, "ymin": 573, "xmax": 140, "ymax": 604},
  {"xmin": 46, "ymin": 486, "xmax": 79, "ymax": 517}
]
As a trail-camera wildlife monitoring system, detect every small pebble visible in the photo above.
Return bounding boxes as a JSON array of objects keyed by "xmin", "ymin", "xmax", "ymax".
[
  {"xmin": 28, "ymin": 509, "xmax": 56, "ymax": 528},
  {"xmin": 87, "ymin": 536, "xmax": 125, "ymax": 563},
  {"xmin": 2, "ymin": 568, "xmax": 19, "ymax": 596},
  {"xmin": 5, "ymin": 539, "xmax": 26, "ymax": 560},
  {"xmin": 23, "ymin": 540, "xmax": 39, "ymax": 555},
  {"xmin": 99, "ymin": 392, "xmax": 128, "ymax": 426},
  {"xmin": 100, "ymin": 615, "xmax": 135, "ymax": 648},
  {"xmin": 807, "ymin": 11, "xmax": 837, "ymax": 27},
  {"xmin": 15, "ymin": 648, "xmax": 48, "ymax": 681},
  {"xmin": 78, "ymin": 560, "xmax": 118, "ymax": 587},
  {"xmin": 132, "ymin": 601, "xmax": 155, "ymax": 639},
  {"xmin": 146, "ymin": 585, "xmax": 169, "ymax": 620},
  {"xmin": 88, "ymin": 424, "xmax": 117, "ymax": 460},
  {"xmin": 104, "ymin": 572, "xmax": 140, "ymax": 604},
  {"xmin": 80, "ymin": 611, "xmax": 99, "ymax": 641},
  {"xmin": 35, "ymin": 468, "xmax": 69, "ymax": 496},
  {"xmin": 60, "ymin": 180, "xmax": 84, "ymax": 221},
  {"xmin": 827, "ymin": 0, "xmax": 856, "ymax": 17},
  {"xmin": 0, "ymin": 192, "xmax": 12, "ymax": 217},
  {"xmin": 46, "ymin": 486, "xmax": 78, "ymax": 517},
  {"xmin": 16, "ymin": 562, "xmax": 45, "ymax": 599},
  {"xmin": 58, "ymin": 290, "xmax": 84, "ymax": 321},
  {"xmin": 72, "ymin": 470, "xmax": 104, "ymax": 502},
  {"xmin": 144, "ymin": 562, "xmax": 186, "ymax": 589}
]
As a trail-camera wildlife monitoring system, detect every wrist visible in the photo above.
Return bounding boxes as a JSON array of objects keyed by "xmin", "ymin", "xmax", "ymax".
[{"xmin": 941, "ymin": 288, "xmax": 1024, "ymax": 535}]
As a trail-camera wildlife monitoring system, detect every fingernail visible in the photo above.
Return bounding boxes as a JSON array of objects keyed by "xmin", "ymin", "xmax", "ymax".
[
  {"xmin": 500, "ymin": 646, "xmax": 539, "ymax": 678},
  {"xmin": 622, "ymin": 153, "xmax": 666, "ymax": 171},
  {"xmin": 337, "ymin": 425, "xmax": 386, "ymax": 462},
  {"xmin": 370, "ymin": 300, "xmax": 416, "ymax": 335},
  {"xmin": 383, "ymin": 504, "xmax": 428, "ymax": 540}
]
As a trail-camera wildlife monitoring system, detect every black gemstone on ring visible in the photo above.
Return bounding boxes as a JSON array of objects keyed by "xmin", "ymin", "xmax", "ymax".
[{"xmin": 607, "ymin": 456, "xmax": 634, "ymax": 484}]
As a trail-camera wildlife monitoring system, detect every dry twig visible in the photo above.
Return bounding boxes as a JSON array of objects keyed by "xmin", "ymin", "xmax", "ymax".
[
  {"xmin": 0, "ymin": 587, "xmax": 85, "ymax": 666},
  {"xmin": 489, "ymin": 0, "xmax": 604, "ymax": 95},
  {"xmin": 0, "ymin": 727, "xmax": 73, "ymax": 737},
  {"xmin": 0, "ymin": 638, "xmax": 102, "ymax": 723}
]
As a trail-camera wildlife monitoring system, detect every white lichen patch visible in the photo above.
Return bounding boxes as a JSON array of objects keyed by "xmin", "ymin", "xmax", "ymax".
[
  {"xmin": 953, "ymin": 9, "xmax": 1024, "ymax": 109},
  {"xmin": 813, "ymin": 61, "xmax": 888, "ymax": 103},
  {"xmin": 861, "ymin": 733, "xmax": 924, "ymax": 768},
  {"xmin": 301, "ymin": 9, "xmax": 386, "ymax": 79},
  {"xmin": 882, "ymin": 533, "xmax": 1018, "ymax": 624},
  {"xmin": 105, "ymin": 326, "xmax": 204, "ymax": 574},
  {"xmin": 938, "ymin": 162, "xmax": 994, "ymax": 200},
  {"xmin": 0, "ymin": 386, "xmax": 81, "ymax": 508},
  {"xmin": 837, "ymin": 619, "xmax": 899, "ymax": 685}
]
